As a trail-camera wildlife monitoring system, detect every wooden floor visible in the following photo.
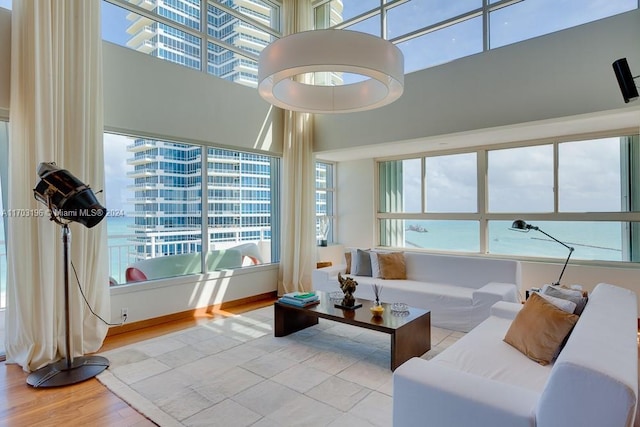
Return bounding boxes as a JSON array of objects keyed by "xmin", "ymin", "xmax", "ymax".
[{"xmin": 0, "ymin": 298, "xmax": 275, "ymax": 427}]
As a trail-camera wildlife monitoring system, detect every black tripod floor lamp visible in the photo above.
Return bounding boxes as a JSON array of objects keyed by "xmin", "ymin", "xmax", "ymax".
[
  {"xmin": 27, "ymin": 162, "xmax": 109, "ymax": 388},
  {"xmin": 510, "ymin": 219, "xmax": 574, "ymax": 286}
]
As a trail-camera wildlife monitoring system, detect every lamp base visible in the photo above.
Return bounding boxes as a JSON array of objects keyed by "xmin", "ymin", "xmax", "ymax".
[{"xmin": 26, "ymin": 355, "xmax": 109, "ymax": 388}]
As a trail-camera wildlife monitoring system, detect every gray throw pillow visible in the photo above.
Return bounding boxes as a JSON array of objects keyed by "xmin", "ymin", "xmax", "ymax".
[
  {"xmin": 353, "ymin": 249, "xmax": 373, "ymax": 277},
  {"xmin": 542, "ymin": 286, "xmax": 588, "ymax": 315}
]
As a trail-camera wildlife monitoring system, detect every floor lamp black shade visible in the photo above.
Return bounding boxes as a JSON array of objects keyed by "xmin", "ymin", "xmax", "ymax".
[
  {"xmin": 510, "ymin": 219, "xmax": 574, "ymax": 286},
  {"xmin": 27, "ymin": 162, "xmax": 109, "ymax": 388}
]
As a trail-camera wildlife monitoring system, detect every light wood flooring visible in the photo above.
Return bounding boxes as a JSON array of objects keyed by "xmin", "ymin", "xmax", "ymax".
[{"xmin": 0, "ymin": 298, "xmax": 276, "ymax": 427}]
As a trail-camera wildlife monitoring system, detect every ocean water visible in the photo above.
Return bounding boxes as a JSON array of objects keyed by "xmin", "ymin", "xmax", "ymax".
[
  {"xmin": 0, "ymin": 216, "xmax": 136, "ymax": 291},
  {"xmin": 403, "ymin": 220, "xmax": 624, "ymax": 261}
]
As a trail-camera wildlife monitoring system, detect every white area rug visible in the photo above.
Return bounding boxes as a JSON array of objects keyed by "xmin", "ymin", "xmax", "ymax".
[{"xmin": 97, "ymin": 306, "xmax": 461, "ymax": 427}]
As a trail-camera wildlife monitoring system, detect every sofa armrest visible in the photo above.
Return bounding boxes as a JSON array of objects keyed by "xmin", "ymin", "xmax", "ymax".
[
  {"xmin": 473, "ymin": 282, "xmax": 520, "ymax": 305},
  {"xmin": 490, "ymin": 301, "xmax": 523, "ymax": 320},
  {"xmin": 311, "ymin": 264, "xmax": 347, "ymax": 292},
  {"xmin": 393, "ymin": 358, "xmax": 538, "ymax": 427}
]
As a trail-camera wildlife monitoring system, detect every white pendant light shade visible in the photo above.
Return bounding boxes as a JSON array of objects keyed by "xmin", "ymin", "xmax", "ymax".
[{"xmin": 258, "ymin": 30, "xmax": 404, "ymax": 114}]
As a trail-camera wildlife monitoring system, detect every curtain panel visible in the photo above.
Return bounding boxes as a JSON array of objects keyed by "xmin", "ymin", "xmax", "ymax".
[
  {"xmin": 6, "ymin": 0, "xmax": 109, "ymax": 371},
  {"xmin": 277, "ymin": 0, "xmax": 316, "ymax": 295}
]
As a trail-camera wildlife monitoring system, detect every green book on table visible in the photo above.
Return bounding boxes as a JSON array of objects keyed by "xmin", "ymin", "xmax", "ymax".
[
  {"xmin": 282, "ymin": 291, "xmax": 319, "ymax": 304},
  {"xmin": 278, "ymin": 292, "xmax": 320, "ymax": 306}
]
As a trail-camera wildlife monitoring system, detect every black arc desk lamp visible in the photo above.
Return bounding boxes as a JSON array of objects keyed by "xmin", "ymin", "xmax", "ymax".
[{"xmin": 510, "ymin": 219, "xmax": 574, "ymax": 286}]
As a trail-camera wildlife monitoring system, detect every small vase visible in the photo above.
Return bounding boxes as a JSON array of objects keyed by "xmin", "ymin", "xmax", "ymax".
[{"xmin": 370, "ymin": 299, "xmax": 384, "ymax": 316}]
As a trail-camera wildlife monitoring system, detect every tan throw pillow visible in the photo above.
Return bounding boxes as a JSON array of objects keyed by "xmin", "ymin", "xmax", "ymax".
[
  {"xmin": 503, "ymin": 293, "xmax": 579, "ymax": 366},
  {"xmin": 378, "ymin": 252, "xmax": 407, "ymax": 280},
  {"xmin": 345, "ymin": 252, "xmax": 352, "ymax": 274}
]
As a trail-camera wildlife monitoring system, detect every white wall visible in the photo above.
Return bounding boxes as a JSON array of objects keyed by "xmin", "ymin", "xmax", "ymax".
[
  {"xmin": 336, "ymin": 159, "xmax": 375, "ymax": 248},
  {"xmin": 110, "ymin": 265, "xmax": 278, "ymax": 323},
  {"xmin": 103, "ymin": 42, "xmax": 283, "ymax": 154},
  {"xmin": 314, "ymin": 9, "xmax": 640, "ymax": 154}
]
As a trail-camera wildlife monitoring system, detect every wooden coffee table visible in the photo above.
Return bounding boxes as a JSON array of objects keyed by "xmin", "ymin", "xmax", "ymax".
[{"xmin": 274, "ymin": 292, "xmax": 431, "ymax": 370}]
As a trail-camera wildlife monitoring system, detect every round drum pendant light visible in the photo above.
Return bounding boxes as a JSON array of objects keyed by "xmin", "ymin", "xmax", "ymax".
[{"xmin": 258, "ymin": 30, "xmax": 404, "ymax": 114}]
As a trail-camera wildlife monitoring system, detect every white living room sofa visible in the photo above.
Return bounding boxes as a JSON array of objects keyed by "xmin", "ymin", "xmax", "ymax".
[
  {"xmin": 312, "ymin": 251, "xmax": 521, "ymax": 332},
  {"xmin": 393, "ymin": 283, "xmax": 638, "ymax": 427}
]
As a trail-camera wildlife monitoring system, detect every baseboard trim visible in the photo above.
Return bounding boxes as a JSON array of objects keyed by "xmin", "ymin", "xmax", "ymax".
[{"xmin": 106, "ymin": 291, "xmax": 277, "ymax": 337}]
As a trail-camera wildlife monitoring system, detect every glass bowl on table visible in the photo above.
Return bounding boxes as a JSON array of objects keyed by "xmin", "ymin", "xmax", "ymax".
[{"xmin": 391, "ymin": 302, "xmax": 409, "ymax": 316}]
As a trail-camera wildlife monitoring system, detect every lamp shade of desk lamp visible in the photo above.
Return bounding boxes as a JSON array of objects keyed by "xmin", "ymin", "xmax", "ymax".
[{"xmin": 27, "ymin": 162, "xmax": 109, "ymax": 387}]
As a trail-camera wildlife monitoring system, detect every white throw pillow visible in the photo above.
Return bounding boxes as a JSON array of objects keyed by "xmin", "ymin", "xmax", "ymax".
[{"xmin": 537, "ymin": 292, "xmax": 577, "ymax": 314}]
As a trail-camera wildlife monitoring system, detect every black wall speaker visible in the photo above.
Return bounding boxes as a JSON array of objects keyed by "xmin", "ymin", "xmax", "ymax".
[{"xmin": 612, "ymin": 58, "xmax": 639, "ymax": 103}]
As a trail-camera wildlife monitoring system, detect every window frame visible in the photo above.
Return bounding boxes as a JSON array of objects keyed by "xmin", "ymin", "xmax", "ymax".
[
  {"xmin": 103, "ymin": 0, "xmax": 282, "ymax": 87},
  {"xmin": 313, "ymin": 0, "xmax": 638, "ymax": 74},
  {"xmin": 375, "ymin": 129, "xmax": 640, "ymax": 266},
  {"xmin": 104, "ymin": 129, "xmax": 281, "ymax": 285},
  {"xmin": 316, "ymin": 160, "xmax": 337, "ymax": 244}
]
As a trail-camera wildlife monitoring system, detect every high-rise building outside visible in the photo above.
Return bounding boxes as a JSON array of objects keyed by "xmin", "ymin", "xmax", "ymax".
[
  {"xmin": 125, "ymin": 0, "xmax": 276, "ymax": 87},
  {"xmin": 123, "ymin": 0, "xmax": 341, "ymax": 261},
  {"xmin": 125, "ymin": 0, "xmax": 277, "ymax": 260},
  {"xmin": 127, "ymin": 139, "xmax": 273, "ymax": 260}
]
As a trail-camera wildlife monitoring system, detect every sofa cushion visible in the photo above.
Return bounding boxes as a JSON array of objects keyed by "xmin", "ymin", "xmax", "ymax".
[
  {"xmin": 537, "ymin": 292, "xmax": 576, "ymax": 313},
  {"xmin": 345, "ymin": 251, "xmax": 352, "ymax": 274},
  {"xmin": 378, "ymin": 251, "xmax": 406, "ymax": 279},
  {"xmin": 503, "ymin": 293, "xmax": 579, "ymax": 365},
  {"xmin": 432, "ymin": 314, "xmax": 552, "ymax": 392},
  {"xmin": 542, "ymin": 285, "xmax": 588, "ymax": 315},
  {"xmin": 353, "ymin": 249, "xmax": 373, "ymax": 276}
]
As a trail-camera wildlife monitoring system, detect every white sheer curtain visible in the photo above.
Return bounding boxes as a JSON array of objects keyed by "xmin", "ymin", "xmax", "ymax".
[
  {"xmin": 6, "ymin": 0, "xmax": 109, "ymax": 371},
  {"xmin": 277, "ymin": 0, "xmax": 316, "ymax": 295}
]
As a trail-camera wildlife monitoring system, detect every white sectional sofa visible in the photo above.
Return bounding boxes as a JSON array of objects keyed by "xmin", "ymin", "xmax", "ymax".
[
  {"xmin": 393, "ymin": 283, "xmax": 638, "ymax": 427},
  {"xmin": 312, "ymin": 251, "xmax": 521, "ymax": 332}
]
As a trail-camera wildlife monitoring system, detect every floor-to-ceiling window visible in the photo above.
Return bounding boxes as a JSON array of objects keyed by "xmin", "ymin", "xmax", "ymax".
[{"xmin": 377, "ymin": 132, "xmax": 640, "ymax": 264}]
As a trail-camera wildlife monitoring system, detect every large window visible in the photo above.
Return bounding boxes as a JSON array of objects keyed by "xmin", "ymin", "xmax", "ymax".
[
  {"xmin": 102, "ymin": 0, "xmax": 281, "ymax": 88},
  {"xmin": 101, "ymin": 1, "xmax": 638, "ymax": 90},
  {"xmin": 316, "ymin": 161, "xmax": 336, "ymax": 244},
  {"xmin": 377, "ymin": 133, "xmax": 640, "ymax": 263},
  {"xmin": 315, "ymin": 0, "xmax": 637, "ymax": 74},
  {"xmin": 104, "ymin": 132, "xmax": 279, "ymax": 285}
]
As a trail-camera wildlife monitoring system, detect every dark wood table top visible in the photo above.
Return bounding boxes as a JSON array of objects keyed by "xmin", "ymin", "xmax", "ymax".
[{"xmin": 275, "ymin": 291, "xmax": 430, "ymax": 334}]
